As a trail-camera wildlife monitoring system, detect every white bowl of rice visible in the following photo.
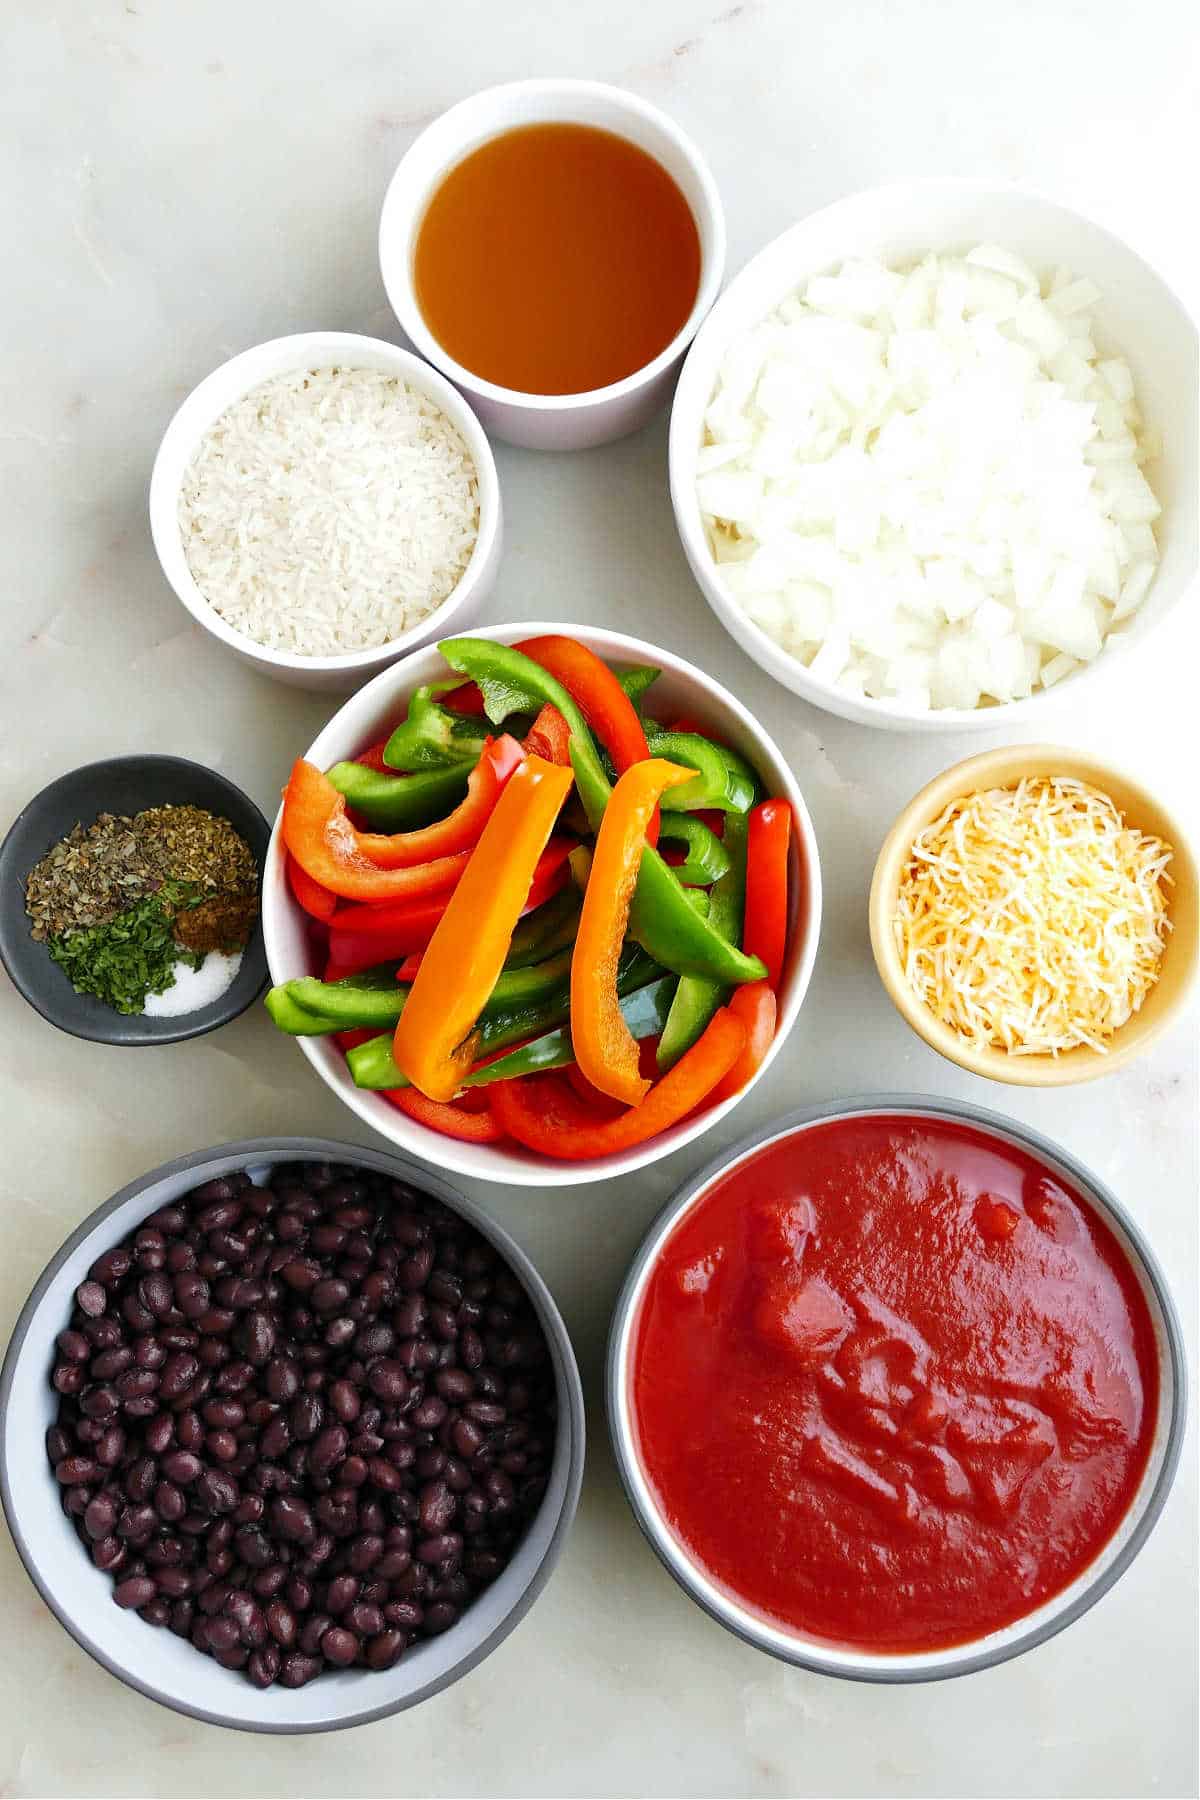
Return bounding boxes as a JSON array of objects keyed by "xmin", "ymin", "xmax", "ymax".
[
  {"xmin": 669, "ymin": 181, "xmax": 1198, "ymax": 731},
  {"xmin": 150, "ymin": 332, "xmax": 502, "ymax": 691}
]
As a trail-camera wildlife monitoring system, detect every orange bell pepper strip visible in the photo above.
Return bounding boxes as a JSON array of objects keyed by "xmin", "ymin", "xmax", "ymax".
[
  {"xmin": 282, "ymin": 760, "xmax": 471, "ymax": 904},
  {"xmin": 489, "ymin": 1008, "xmax": 746, "ymax": 1160},
  {"xmin": 280, "ymin": 739, "xmax": 522, "ymax": 899},
  {"xmin": 710, "ymin": 981, "xmax": 777, "ymax": 1103},
  {"xmin": 392, "ymin": 754, "xmax": 575, "ymax": 1102},
  {"xmin": 286, "ymin": 853, "xmax": 339, "ymax": 923},
  {"xmin": 382, "ymin": 1086, "xmax": 507, "ymax": 1143},
  {"xmin": 744, "ymin": 800, "xmax": 793, "ymax": 991},
  {"xmin": 571, "ymin": 757, "xmax": 698, "ymax": 1105}
]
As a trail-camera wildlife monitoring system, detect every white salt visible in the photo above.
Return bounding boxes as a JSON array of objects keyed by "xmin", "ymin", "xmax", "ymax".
[{"xmin": 143, "ymin": 949, "xmax": 243, "ymax": 1017}]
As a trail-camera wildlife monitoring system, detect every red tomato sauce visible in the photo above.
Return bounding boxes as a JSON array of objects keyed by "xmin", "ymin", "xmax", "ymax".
[{"xmin": 630, "ymin": 1113, "xmax": 1158, "ymax": 1653}]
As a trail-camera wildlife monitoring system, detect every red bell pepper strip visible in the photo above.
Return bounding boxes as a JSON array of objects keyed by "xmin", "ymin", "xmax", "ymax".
[
  {"xmin": 488, "ymin": 1008, "xmax": 746, "ymax": 1161},
  {"xmin": 441, "ymin": 681, "xmax": 488, "ymax": 716},
  {"xmin": 382, "ymin": 1086, "xmax": 507, "ymax": 1143},
  {"xmin": 744, "ymin": 800, "xmax": 792, "ymax": 991},
  {"xmin": 666, "ymin": 715, "xmax": 718, "ymax": 740},
  {"xmin": 523, "ymin": 703, "xmax": 572, "ymax": 766},
  {"xmin": 572, "ymin": 758, "xmax": 695, "ymax": 1105},
  {"xmin": 341, "ymin": 735, "xmax": 525, "ymax": 870},
  {"xmin": 393, "ymin": 755, "xmax": 575, "ymax": 1102},
  {"xmin": 282, "ymin": 759, "xmax": 473, "ymax": 903},
  {"xmin": 564, "ymin": 1064, "xmax": 628, "ymax": 1118},
  {"xmin": 355, "ymin": 741, "xmax": 393, "ymax": 774},
  {"xmin": 710, "ymin": 981, "xmax": 777, "ymax": 1103},
  {"xmin": 519, "ymin": 635, "xmax": 660, "ymax": 848},
  {"xmin": 395, "ymin": 953, "xmax": 422, "ymax": 982},
  {"xmin": 286, "ymin": 854, "xmax": 339, "ymax": 923}
]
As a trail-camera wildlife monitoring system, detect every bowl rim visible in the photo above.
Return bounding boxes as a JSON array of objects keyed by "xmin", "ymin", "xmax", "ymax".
[
  {"xmin": 867, "ymin": 744, "xmax": 1199, "ymax": 1085},
  {"xmin": 668, "ymin": 175, "xmax": 1198, "ymax": 731},
  {"xmin": 148, "ymin": 330, "xmax": 501, "ymax": 673},
  {"xmin": 605, "ymin": 1092, "xmax": 1187, "ymax": 1683},
  {"xmin": 0, "ymin": 754, "xmax": 270, "ymax": 1046},
  {"xmin": 0, "ymin": 1135, "xmax": 586, "ymax": 1733},
  {"xmin": 378, "ymin": 77, "xmax": 727, "ymax": 414},
  {"xmin": 261, "ymin": 620, "xmax": 823, "ymax": 1185}
]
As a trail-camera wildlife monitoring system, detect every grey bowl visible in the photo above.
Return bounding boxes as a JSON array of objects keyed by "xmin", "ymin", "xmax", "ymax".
[
  {"xmin": 0, "ymin": 755, "xmax": 270, "ymax": 1045},
  {"xmin": 0, "ymin": 1137, "xmax": 585, "ymax": 1733},
  {"xmin": 607, "ymin": 1094, "xmax": 1186, "ymax": 1684}
]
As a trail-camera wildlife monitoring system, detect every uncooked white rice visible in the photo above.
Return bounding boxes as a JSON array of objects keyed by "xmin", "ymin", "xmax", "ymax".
[{"xmin": 178, "ymin": 366, "xmax": 479, "ymax": 656}]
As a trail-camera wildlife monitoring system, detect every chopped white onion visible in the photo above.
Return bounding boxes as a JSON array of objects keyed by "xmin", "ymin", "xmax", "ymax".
[{"xmin": 698, "ymin": 248, "xmax": 1161, "ymax": 710}]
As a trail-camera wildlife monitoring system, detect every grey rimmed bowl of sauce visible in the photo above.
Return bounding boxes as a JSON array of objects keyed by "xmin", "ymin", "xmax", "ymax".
[
  {"xmin": 607, "ymin": 1095, "xmax": 1184, "ymax": 1682},
  {"xmin": 0, "ymin": 1138, "xmax": 585, "ymax": 1732},
  {"xmin": 0, "ymin": 755, "xmax": 269, "ymax": 1046}
]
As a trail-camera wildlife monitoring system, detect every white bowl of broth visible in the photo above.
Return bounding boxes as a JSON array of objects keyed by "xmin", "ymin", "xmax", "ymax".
[{"xmin": 379, "ymin": 80, "xmax": 726, "ymax": 450}]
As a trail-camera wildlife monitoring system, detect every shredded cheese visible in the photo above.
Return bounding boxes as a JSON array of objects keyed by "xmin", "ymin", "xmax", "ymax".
[{"xmin": 894, "ymin": 777, "xmax": 1172, "ymax": 1055}]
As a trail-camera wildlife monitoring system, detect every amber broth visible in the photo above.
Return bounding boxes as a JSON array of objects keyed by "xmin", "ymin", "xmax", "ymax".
[{"xmin": 413, "ymin": 123, "xmax": 701, "ymax": 396}]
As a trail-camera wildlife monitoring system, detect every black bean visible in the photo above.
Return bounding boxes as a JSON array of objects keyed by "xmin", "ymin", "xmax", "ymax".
[
  {"xmin": 365, "ymin": 1629, "xmax": 406, "ymax": 1668},
  {"xmin": 278, "ymin": 1652, "xmax": 322, "ymax": 1688},
  {"xmin": 366, "ymin": 1360, "xmax": 408, "ymax": 1404},
  {"xmin": 423, "ymin": 1602, "xmax": 458, "ymax": 1635},
  {"xmin": 95, "ymin": 1425, "xmax": 126, "ymax": 1467},
  {"xmin": 55, "ymin": 1455, "xmax": 98, "ymax": 1486},
  {"xmin": 320, "ymin": 1625, "xmax": 359, "ymax": 1667},
  {"xmin": 75, "ymin": 1280, "xmax": 107, "ymax": 1317},
  {"xmin": 247, "ymin": 1645, "xmax": 281, "ymax": 1688},
  {"xmin": 47, "ymin": 1160, "xmax": 557, "ymax": 1696},
  {"xmin": 196, "ymin": 1469, "xmax": 239, "ymax": 1514},
  {"xmin": 271, "ymin": 1496, "xmax": 315, "ymax": 1544},
  {"xmin": 289, "ymin": 1394, "xmax": 323, "ymax": 1442},
  {"xmin": 92, "ymin": 1535, "xmax": 126, "ymax": 1573},
  {"xmin": 298, "ymin": 1612, "xmax": 332, "ymax": 1655},
  {"xmin": 160, "ymin": 1450, "xmax": 202, "ymax": 1484},
  {"xmin": 114, "ymin": 1576, "xmax": 156, "ymax": 1609}
]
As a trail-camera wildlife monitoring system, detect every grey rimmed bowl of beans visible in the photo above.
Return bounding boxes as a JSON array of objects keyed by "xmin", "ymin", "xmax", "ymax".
[{"xmin": 0, "ymin": 1138, "xmax": 584, "ymax": 1732}]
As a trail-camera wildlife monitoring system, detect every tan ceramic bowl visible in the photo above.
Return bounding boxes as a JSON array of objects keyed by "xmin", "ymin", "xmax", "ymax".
[{"xmin": 869, "ymin": 746, "xmax": 1198, "ymax": 1086}]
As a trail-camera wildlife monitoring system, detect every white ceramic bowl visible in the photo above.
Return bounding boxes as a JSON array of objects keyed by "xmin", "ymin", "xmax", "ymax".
[
  {"xmin": 0, "ymin": 1138, "xmax": 585, "ymax": 1733},
  {"xmin": 149, "ymin": 332, "xmax": 502, "ymax": 693},
  {"xmin": 379, "ymin": 80, "xmax": 726, "ymax": 451},
  {"xmin": 262, "ymin": 623, "xmax": 822, "ymax": 1187},
  {"xmin": 670, "ymin": 180, "xmax": 1199, "ymax": 731},
  {"xmin": 607, "ymin": 1097, "xmax": 1186, "ymax": 1682}
]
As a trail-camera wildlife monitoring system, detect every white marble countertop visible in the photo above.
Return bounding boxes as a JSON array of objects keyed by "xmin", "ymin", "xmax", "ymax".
[{"xmin": 1, "ymin": 3, "xmax": 1195, "ymax": 1795}]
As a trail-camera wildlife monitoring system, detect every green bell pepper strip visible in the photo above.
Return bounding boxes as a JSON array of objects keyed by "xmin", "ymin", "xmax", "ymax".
[
  {"xmin": 657, "ymin": 813, "xmax": 750, "ymax": 1071},
  {"xmin": 503, "ymin": 887, "xmax": 581, "ymax": 969},
  {"xmin": 616, "ymin": 665, "xmax": 661, "ymax": 708},
  {"xmin": 656, "ymin": 814, "xmax": 730, "ymax": 886},
  {"xmin": 644, "ymin": 729, "xmax": 760, "ymax": 814},
  {"xmin": 441, "ymin": 638, "xmax": 766, "ymax": 988},
  {"xmin": 382, "ymin": 681, "xmax": 491, "ymax": 771},
  {"xmin": 462, "ymin": 976, "xmax": 675, "ymax": 1085},
  {"xmin": 269, "ymin": 946, "xmax": 574, "ymax": 1035},
  {"xmin": 264, "ymin": 960, "xmax": 406, "ymax": 1037},
  {"xmin": 344, "ymin": 943, "xmax": 664, "ymax": 1089},
  {"xmin": 440, "ymin": 639, "xmax": 611, "ymax": 830},
  {"xmin": 265, "ymin": 988, "xmax": 357, "ymax": 1036},
  {"xmin": 324, "ymin": 759, "xmax": 472, "ymax": 829}
]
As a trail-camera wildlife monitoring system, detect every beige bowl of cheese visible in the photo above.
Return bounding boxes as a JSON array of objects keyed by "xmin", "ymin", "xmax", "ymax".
[{"xmin": 869, "ymin": 745, "xmax": 1198, "ymax": 1085}]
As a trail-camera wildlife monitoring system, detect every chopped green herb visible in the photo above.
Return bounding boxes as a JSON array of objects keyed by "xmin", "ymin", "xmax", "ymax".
[{"xmin": 48, "ymin": 887, "xmax": 204, "ymax": 1015}]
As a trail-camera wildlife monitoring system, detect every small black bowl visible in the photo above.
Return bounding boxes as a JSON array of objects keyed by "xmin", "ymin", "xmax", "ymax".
[{"xmin": 0, "ymin": 755, "xmax": 270, "ymax": 1046}]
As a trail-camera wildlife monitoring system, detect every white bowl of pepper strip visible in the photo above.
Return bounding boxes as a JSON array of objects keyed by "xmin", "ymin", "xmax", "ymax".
[{"xmin": 0, "ymin": 755, "xmax": 270, "ymax": 1045}]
